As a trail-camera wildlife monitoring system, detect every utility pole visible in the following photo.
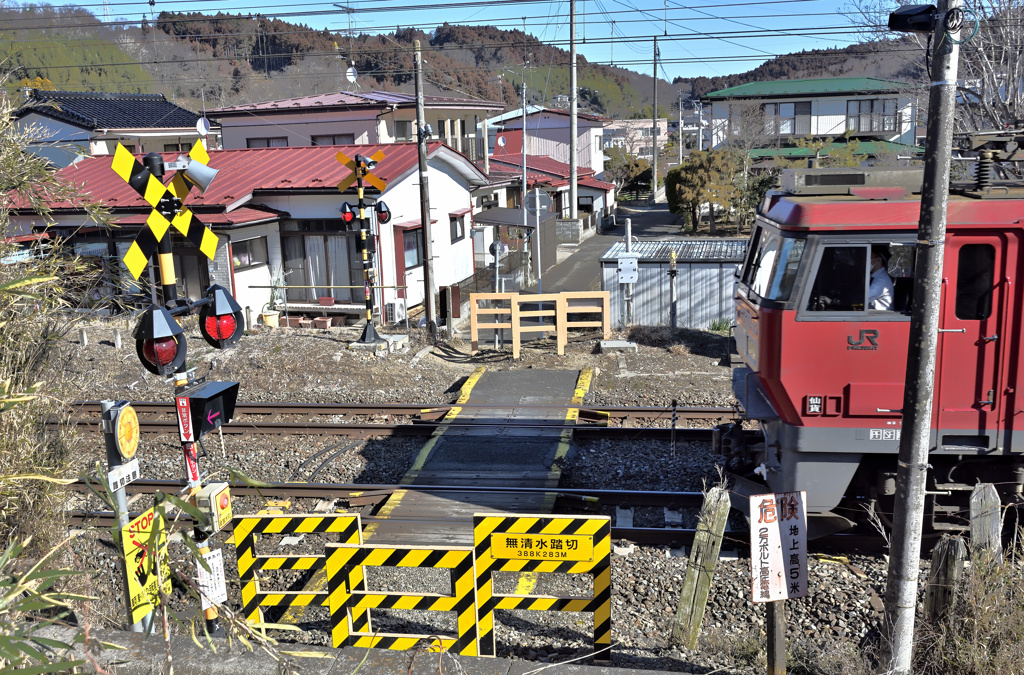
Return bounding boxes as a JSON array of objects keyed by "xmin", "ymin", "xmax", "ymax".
[
  {"xmin": 652, "ymin": 37, "xmax": 658, "ymax": 201},
  {"xmin": 883, "ymin": 1, "xmax": 962, "ymax": 672},
  {"xmin": 522, "ymin": 80, "xmax": 529, "ymax": 277},
  {"xmin": 569, "ymin": 0, "xmax": 578, "ymax": 221},
  {"xmin": 413, "ymin": 40, "xmax": 436, "ymax": 332},
  {"xmin": 678, "ymin": 90, "xmax": 683, "ymax": 164}
]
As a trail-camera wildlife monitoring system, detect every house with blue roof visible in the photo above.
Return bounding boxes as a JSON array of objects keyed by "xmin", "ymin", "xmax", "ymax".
[
  {"xmin": 16, "ymin": 90, "xmax": 215, "ymax": 168},
  {"xmin": 701, "ymin": 77, "xmax": 923, "ymax": 161}
]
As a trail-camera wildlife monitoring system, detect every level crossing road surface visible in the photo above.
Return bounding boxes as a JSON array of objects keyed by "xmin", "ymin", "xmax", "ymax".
[{"xmin": 365, "ymin": 369, "xmax": 588, "ymax": 546}]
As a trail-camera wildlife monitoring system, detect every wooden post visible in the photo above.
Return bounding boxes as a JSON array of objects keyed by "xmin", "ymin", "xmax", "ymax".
[
  {"xmin": 767, "ymin": 600, "xmax": 786, "ymax": 675},
  {"xmin": 670, "ymin": 486, "xmax": 730, "ymax": 649},
  {"xmin": 556, "ymin": 295, "xmax": 568, "ymax": 356},
  {"xmin": 113, "ymin": 328, "xmax": 122, "ymax": 349},
  {"xmin": 923, "ymin": 534, "xmax": 966, "ymax": 623},
  {"xmin": 470, "ymin": 294, "xmax": 480, "ymax": 354},
  {"xmin": 510, "ymin": 293, "xmax": 522, "ymax": 359},
  {"xmin": 79, "ymin": 327, "xmax": 88, "ymax": 347},
  {"xmin": 970, "ymin": 483, "xmax": 1002, "ymax": 561}
]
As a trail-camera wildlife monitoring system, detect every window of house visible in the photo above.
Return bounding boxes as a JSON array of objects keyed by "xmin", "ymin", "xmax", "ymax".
[
  {"xmin": 312, "ymin": 134, "xmax": 355, "ymax": 146},
  {"xmin": 393, "ymin": 121, "xmax": 412, "ymax": 142},
  {"xmin": 846, "ymin": 99, "xmax": 898, "ymax": 133},
  {"xmin": 449, "ymin": 215, "xmax": 466, "ymax": 243},
  {"xmin": 403, "ymin": 229, "xmax": 424, "ymax": 268},
  {"xmin": 232, "ymin": 237, "xmax": 269, "ymax": 271},
  {"xmin": 763, "ymin": 102, "xmax": 811, "ymax": 135},
  {"xmin": 247, "ymin": 137, "xmax": 288, "ymax": 148},
  {"xmin": 163, "ymin": 142, "xmax": 193, "ymax": 152},
  {"xmin": 578, "ymin": 196, "xmax": 594, "ymax": 213}
]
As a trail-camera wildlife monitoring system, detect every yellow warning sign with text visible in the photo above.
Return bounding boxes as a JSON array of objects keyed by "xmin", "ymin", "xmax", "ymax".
[
  {"xmin": 490, "ymin": 534, "xmax": 594, "ymax": 562},
  {"xmin": 121, "ymin": 506, "xmax": 171, "ymax": 624}
]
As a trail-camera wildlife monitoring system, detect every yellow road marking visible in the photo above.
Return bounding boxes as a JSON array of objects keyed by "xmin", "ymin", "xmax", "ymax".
[
  {"xmin": 362, "ymin": 489, "xmax": 407, "ymax": 540},
  {"xmin": 402, "ymin": 367, "xmax": 486, "ymax": 482}
]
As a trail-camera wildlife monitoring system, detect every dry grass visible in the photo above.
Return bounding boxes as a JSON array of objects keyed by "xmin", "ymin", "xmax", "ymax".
[{"xmin": 912, "ymin": 539, "xmax": 1024, "ymax": 675}]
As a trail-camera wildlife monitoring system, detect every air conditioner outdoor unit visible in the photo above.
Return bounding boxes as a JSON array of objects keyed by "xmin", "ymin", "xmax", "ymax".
[{"xmin": 385, "ymin": 300, "xmax": 407, "ymax": 324}]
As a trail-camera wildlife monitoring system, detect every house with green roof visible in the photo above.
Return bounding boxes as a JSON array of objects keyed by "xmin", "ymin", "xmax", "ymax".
[{"xmin": 701, "ymin": 77, "xmax": 919, "ymax": 157}]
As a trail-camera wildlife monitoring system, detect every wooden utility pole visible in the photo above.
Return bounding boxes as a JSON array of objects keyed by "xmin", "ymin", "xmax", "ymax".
[
  {"xmin": 414, "ymin": 40, "xmax": 436, "ymax": 331},
  {"xmin": 883, "ymin": 1, "xmax": 962, "ymax": 672}
]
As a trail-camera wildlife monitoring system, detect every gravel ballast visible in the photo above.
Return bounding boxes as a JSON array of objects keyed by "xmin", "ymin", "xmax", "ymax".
[{"xmin": 63, "ymin": 321, "xmax": 896, "ymax": 674}]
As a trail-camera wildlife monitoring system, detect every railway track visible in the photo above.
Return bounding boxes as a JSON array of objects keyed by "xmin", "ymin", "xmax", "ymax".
[
  {"xmin": 66, "ymin": 478, "xmax": 886, "ymax": 553},
  {"xmin": 59, "ymin": 400, "xmax": 732, "ymax": 440}
]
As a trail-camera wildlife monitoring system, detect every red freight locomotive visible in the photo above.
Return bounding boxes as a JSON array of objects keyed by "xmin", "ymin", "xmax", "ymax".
[{"xmin": 717, "ymin": 150, "xmax": 1024, "ymax": 536}]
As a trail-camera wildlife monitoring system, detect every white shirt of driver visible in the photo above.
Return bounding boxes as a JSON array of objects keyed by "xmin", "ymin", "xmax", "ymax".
[{"xmin": 869, "ymin": 267, "xmax": 894, "ymax": 310}]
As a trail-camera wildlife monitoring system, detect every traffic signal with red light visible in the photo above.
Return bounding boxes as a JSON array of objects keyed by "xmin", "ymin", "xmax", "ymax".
[
  {"xmin": 375, "ymin": 200, "xmax": 391, "ymax": 224},
  {"xmin": 133, "ymin": 305, "xmax": 187, "ymax": 376},
  {"xmin": 198, "ymin": 285, "xmax": 244, "ymax": 348},
  {"xmin": 340, "ymin": 202, "xmax": 356, "ymax": 224}
]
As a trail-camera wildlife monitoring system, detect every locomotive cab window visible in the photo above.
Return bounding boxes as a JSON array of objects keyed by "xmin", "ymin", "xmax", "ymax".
[
  {"xmin": 805, "ymin": 243, "xmax": 915, "ymax": 314},
  {"xmin": 740, "ymin": 226, "xmax": 805, "ymax": 304}
]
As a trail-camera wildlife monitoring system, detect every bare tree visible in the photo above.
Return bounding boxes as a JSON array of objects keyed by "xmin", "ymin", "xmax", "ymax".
[{"xmin": 844, "ymin": 0, "xmax": 1024, "ymax": 131}]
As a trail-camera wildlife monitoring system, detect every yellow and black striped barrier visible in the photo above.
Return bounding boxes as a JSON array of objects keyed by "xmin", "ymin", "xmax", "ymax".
[
  {"xmin": 473, "ymin": 514, "xmax": 612, "ymax": 662},
  {"xmin": 232, "ymin": 513, "xmax": 363, "ymax": 626},
  {"xmin": 325, "ymin": 544, "xmax": 478, "ymax": 655}
]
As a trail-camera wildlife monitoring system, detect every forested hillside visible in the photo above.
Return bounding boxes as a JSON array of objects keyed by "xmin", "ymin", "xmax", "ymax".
[{"xmin": 1, "ymin": 4, "xmax": 915, "ymax": 117}]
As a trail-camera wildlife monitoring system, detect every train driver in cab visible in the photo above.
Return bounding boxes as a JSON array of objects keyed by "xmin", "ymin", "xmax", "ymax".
[{"xmin": 869, "ymin": 247, "xmax": 894, "ymax": 311}]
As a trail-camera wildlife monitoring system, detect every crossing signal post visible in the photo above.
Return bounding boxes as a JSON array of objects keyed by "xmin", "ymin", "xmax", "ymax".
[
  {"xmin": 110, "ymin": 140, "xmax": 243, "ymax": 638},
  {"xmin": 336, "ymin": 151, "xmax": 389, "ymax": 345}
]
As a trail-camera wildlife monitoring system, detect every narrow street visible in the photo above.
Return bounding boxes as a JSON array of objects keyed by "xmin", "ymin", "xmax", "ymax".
[{"xmin": 528, "ymin": 204, "xmax": 682, "ymax": 293}]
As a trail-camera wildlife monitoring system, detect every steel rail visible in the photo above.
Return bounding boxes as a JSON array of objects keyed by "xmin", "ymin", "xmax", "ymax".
[{"xmin": 69, "ymin": 400, "xmax": 735, "ymax": 418}]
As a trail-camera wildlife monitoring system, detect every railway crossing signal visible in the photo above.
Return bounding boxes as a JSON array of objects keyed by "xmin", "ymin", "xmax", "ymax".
[
  {"xmin": 110, "ymin": 141, "xmax": 219, "ymax": 280},
  {"xmin": 336, "ymin": 151, "xmax": 390, "ymax": 345}
]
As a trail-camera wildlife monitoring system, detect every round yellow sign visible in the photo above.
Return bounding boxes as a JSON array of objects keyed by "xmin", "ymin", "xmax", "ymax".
[{"xmin": 115, "ymin": 405, "xmax": 140, "ymax": 460}]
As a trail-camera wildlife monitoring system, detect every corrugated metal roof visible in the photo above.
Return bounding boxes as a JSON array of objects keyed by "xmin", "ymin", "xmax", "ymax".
[
  {"xmin": 490, "ymin": 154, "xmax": 596, "ymax": 178},
  {"xmin": 749, "ymin": 140, "xmax": 924, "ymax": 158},
  {"xmin": 32, "ymin": 142, "xmax": 437, "ymax": 211},
  {"xmin": 704, "ymin": 77, "xmax": 910, "ymax": 100},
  {"xmin": 209, "ymin": 90, "xmax": 501, "ymax": 115},
  {"xmin": 115, "ymin": 206, "xmax": 280, "ymax": 228},
  {"xmin": 600, "ymin": 239, "xmax": 747, "ymax": 262}
]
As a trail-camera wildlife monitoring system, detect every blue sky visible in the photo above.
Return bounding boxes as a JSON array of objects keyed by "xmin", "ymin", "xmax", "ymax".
[{"xmin": 103, "ymin": 0, "xmax": 869, "ymax": 80}]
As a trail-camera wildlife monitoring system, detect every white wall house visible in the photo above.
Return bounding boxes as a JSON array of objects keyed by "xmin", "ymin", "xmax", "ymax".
[
  {"xmin": 10, "ymin": 143, "xmax": 488, "ymax": 325},
  {"xmin": 602, "ymin": 118, "xmax": 670, "ymax": 160},
  {"xmin": 211, "ymin": 91, "xmax": 502, "ymax": 162},
  {"xmin": 16, "ymin": 90, "xmax": 217, "ymax": 168},
  {"xmin": 702, "ymin": 77, "xmax": 917, "ymax": 150},
  {"xmin": 486, "ymin": 107, "xmax": 609, "ymax": 176}
]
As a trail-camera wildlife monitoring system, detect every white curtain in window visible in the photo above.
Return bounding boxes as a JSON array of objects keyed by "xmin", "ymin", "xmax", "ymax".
[
  {"xmin": 305, "ymin": 236, "xmax": 328, "ymax": 302},
  {"xmin": 327, "ymin": 236, "xmax": 351, "ymax": 302}
]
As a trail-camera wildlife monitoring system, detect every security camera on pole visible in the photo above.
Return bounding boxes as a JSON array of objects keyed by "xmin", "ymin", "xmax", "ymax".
[
  {"xmin": 110, "ymin": 130, "xmax": 242, "ymax": 638},
  {"xmin": 335, "ymin": 150, "xmax": 390, "ymax": 346}
]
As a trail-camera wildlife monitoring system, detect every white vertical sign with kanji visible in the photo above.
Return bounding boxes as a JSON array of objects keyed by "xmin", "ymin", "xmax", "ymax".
[{"xmin": 749, "ymin": 491, "xmax": 808, "ymax": 603}]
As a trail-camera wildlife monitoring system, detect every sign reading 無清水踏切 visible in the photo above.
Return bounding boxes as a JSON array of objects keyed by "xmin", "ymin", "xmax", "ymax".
[
  {"xmin": 749, "ymin": 491, "xmax": 808, "ymax": 604},
  {"xmin": 490, "ymin": 533, "xmax": 594, "ymax": 561}
]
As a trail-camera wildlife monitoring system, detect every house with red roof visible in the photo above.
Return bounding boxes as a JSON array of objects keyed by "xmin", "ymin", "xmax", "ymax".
[
  {"xmin": 10, "ymin": 142, "xmax": 492, "ymax": 325},
  {"xmin": 485, "ymin": 154, "xmax": 615, "ymax": 243},
  {"xmin": 209, "ymin": 91, "xmax": 502, "ymax": 162},
  {"xmin": 486, "ymin": 106, "xmax": 609, "ymax": 177}
]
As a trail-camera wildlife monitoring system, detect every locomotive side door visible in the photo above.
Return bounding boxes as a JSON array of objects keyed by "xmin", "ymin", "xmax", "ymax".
[{"xmin": 935, "ymin": 232, "xmax": 1016, "ymax": 448}]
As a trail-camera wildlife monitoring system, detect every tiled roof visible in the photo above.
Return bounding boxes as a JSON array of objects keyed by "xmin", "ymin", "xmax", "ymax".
[
  {"xmin": 210, "ymin": 90, "xmax": 502, "ymax": 115},
  {"xmin": 34, "ymin": 142, "xmax": 442, "ymax": 212},
  {"xmin": 18, "ymin": 90, "xmax": 202, "ymax": 130},
  {"xmin": 703, "ymin": 77, "xmax": 912, "ymax": 100}
]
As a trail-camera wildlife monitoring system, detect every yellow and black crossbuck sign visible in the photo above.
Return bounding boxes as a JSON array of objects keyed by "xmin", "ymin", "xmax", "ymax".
[
  {"xmin": 335, "ymin": 150, "xmax": 387, "ymax": 193},
  {"xmin": 473, "ymin": 514, "xmax": 612, "ymax": 661},
  {"xmin": 232, "ymin": 513, "xmax": 363, "ymax": 626},
  {"xmin": 326, "ymin": 544, "xmax": 478, "ymax": 655},
  {"xmin": 110, "ymin": 141, "xmax": 219, "ymax": 279}
]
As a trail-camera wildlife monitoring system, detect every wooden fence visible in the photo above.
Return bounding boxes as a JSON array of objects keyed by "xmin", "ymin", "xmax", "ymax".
[{"xmin": 469, "ymin": 292, "xmax": 610, "ymax": 358}]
